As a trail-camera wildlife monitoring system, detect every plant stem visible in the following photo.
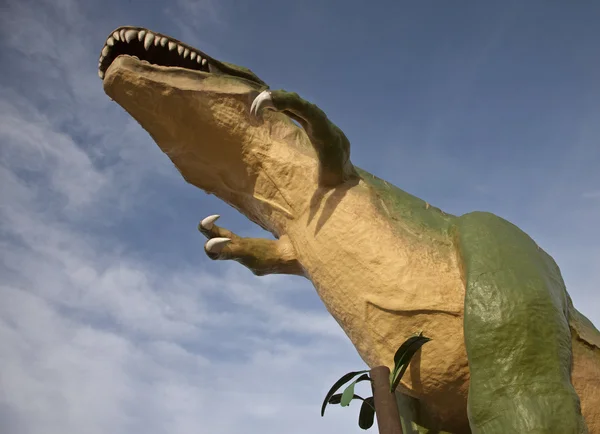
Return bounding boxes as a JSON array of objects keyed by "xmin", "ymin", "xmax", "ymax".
[{"xmin": 370, "ymin": 366, "xmax": 403, "ymax": 434}]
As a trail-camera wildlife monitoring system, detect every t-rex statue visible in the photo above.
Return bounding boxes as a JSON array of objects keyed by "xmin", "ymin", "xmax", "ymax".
[{"xmin": 98, "ymin": 26, "xmax": 600, "ymax": 433}]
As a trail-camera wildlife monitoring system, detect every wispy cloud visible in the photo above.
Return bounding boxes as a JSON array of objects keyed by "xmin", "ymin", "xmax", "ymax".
[
  {"xmin": 582, "ymin": 191, "xmax": 600, "ymax": 199},
  {"xmin": 0, "ymin": 0, "xmax": 367, "ymax": 433},
  {"xmin": 0, "ymin": 211, "xmax": 357, "ymax": 433}
]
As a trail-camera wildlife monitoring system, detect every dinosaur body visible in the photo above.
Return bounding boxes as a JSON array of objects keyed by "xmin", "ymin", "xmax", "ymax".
[{"xmin": 99, "ymin": 27, "xmax": 600, "ymax": 433}]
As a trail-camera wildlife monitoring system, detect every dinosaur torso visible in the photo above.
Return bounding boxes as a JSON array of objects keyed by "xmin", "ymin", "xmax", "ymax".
[
  {"xmin": 289, "ymin": 167, "xmax": 600, "ymax": 432},
  {"xmin": 284, "ymin": 168, "xmax": 471, "ymax": 431}
]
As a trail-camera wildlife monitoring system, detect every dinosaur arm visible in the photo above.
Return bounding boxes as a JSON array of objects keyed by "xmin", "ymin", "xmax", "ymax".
[
  {"xmin": 251, "ymin": 89, "xmax": 356, "ymax": 187},
  {"xmin": 198, "ymin": 215, "xmax": 304, "ymax": 277},
  {"xmin": 456, "ymin": 212, "xmax": 588, "ymax": 433}
]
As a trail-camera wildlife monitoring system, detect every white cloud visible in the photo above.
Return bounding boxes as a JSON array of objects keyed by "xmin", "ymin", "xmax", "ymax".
[
  {"xmin": 0, "ymin": 3, "xmax": 367, "ymax": 434},
  {"xmin": 0, "ymin": 114, "xmax": 364, "ymax": 433},
  {"xmin": 0, "ymin": 288, "xmax": 138, "ymax": 434},
  {"xmin": 0, "ymin": 278, "xmax": 362, "ymax": 434},
  {"xmin": 0, "ymin": 91, "xmax": 108, "ymax": 209}
]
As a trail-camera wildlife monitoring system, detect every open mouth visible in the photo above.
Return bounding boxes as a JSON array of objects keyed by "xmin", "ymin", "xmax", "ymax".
[
  {"xmin": 98, "ymin": 26, "xmax": 266, "ymax": 86},
  {"xmin": 98, "ymin": 27, "xmax": 214, "ymax": 79}
]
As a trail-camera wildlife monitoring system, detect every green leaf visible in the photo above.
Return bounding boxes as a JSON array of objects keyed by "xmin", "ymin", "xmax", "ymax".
[
  {"xmin": 358, "ymin": 396, "xmax": 376, "ymax": 430},
  {"xmin": 392, "ymin": 332, "xmax": 424, "ymax": 367},
  {"xmin": 321, "ymin": 370, "xmax": 369, "ymax": 417},
  {"xmin": 340, "ymin": 374, "xmax": 371, "ymax": 407},
  {"xmin": 340, "ymin": 382, "xmax": 356, "ymax": 407},
  {"xmin": 328, "ymin": 393, "xmax": 364, "ymax": 405},
  {"xmin": 389, "ymin": 334, "xmax": 431, "ymax": 393}
]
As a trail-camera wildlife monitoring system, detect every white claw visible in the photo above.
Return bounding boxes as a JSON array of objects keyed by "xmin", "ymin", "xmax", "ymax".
[
  {"xmin": 250, "ymin": 90, "xmax": 276, "ymax": 118},
  {"xmin": 205, "ymin": 237, "xmax": 231, "ymax": 253},
  {"xmin": 200, "ymin": 214, "xmax": 220, "ymax": 230}
]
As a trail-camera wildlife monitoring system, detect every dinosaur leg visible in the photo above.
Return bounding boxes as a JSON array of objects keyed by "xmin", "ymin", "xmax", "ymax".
[
  {"xmin": 251, "ymin": 89, "xmax": 357, "ymax": 187},
  {"xmin": 198, "ymin": 214, "xmax": 304, "ymax": 277},
  {"xmin": 456, "ymin": 212, "xmax": 588, "ymax": 433}
]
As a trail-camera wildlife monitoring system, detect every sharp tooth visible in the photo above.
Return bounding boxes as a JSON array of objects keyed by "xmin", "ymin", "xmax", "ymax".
[
  {"xmin": 168, "ymin": 41, "xmax": 176, "ymax": 51},
  {"xmin": 160, "ymin": 37, "xmax": 168, "ymax": 47},
  {"xmin": 183, "ymin": 48, "xmax": 190, "ymax": 58},
  {"xmin": 112, "ymin": 31, "xmax": 120, "ymax": 42},
  {"xmin": 106, "ymin": 37, "xmax": 115, "ymax": 47},
  {"xmin": 125, "ymin": 29, "xmax": 137, "ymax": 43},
  {"xmin": 98, "ymin": 70, "xmax": 104, "ymax": 79},
  {"xmin": 119, "ymin": 29, "xmax": 126, "ymax": 40},
  {"xmin": 201, "ymin": 58, "xmax": 207, "ymax": 66},
  {"xmin": 190, "ymin": 52, "xmax": 197, "ymax": 61},
  {"xmin": 197, "ymin": 56, "xmax": 202, "ymax": 64},
  {"xmin": 144, "ymin": 32, "xmax": 154, "ymax": 50},
  {"xmin": 177, "ymin": 45, "xmax": 184, "ymax": 55},
  {"xmin": 138, "ymin": 30, "xmax": 146, "ymax": 41},
  {"xmin": 154, "ymin": 37, "xmax": 160, "ymax": 46},
  {"xmin": 102, "ymin": 45, "xmax": 110, "ymax": 56}
]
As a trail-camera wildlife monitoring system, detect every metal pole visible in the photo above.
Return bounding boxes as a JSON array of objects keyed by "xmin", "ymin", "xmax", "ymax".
[{"xmin": 370, "ymin": 366, "xmax": 403, "ymax": 434}]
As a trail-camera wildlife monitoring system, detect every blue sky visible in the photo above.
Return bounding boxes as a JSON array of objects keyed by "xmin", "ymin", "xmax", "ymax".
[{"xmin": 1, "ymin": 0, "xmax": 599, "ymax": 433}]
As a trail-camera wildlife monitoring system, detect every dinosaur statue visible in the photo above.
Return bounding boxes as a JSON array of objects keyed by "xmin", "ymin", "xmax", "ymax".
[{"xmin": 98, "ymin": 26, "xmax": 600, "ymax": 433}]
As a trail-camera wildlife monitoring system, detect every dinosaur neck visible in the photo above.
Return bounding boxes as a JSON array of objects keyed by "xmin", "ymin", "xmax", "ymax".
[{"xmin": 213, "ymin": 117, "xmax": 322, "ymax": 236}]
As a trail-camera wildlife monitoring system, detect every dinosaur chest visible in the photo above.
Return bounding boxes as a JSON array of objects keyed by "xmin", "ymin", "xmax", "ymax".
[{"xmin": 285, "ymin": 185, "xmax": 470, "ymax": 407}]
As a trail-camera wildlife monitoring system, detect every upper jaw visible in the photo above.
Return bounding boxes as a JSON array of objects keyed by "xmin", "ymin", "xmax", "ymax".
[
  {"xmin": 98, "ymin": 26, "xmax": 268, "ymax": 88},
  {"xmin": 98, "ymin": 26, "xmax": 215, "ymax": 80}
]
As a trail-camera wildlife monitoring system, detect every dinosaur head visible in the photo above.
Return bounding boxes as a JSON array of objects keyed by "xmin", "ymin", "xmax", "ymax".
[{"xmin": 99, "ymin": 26, "xmax": 314, "ymax": 233}]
